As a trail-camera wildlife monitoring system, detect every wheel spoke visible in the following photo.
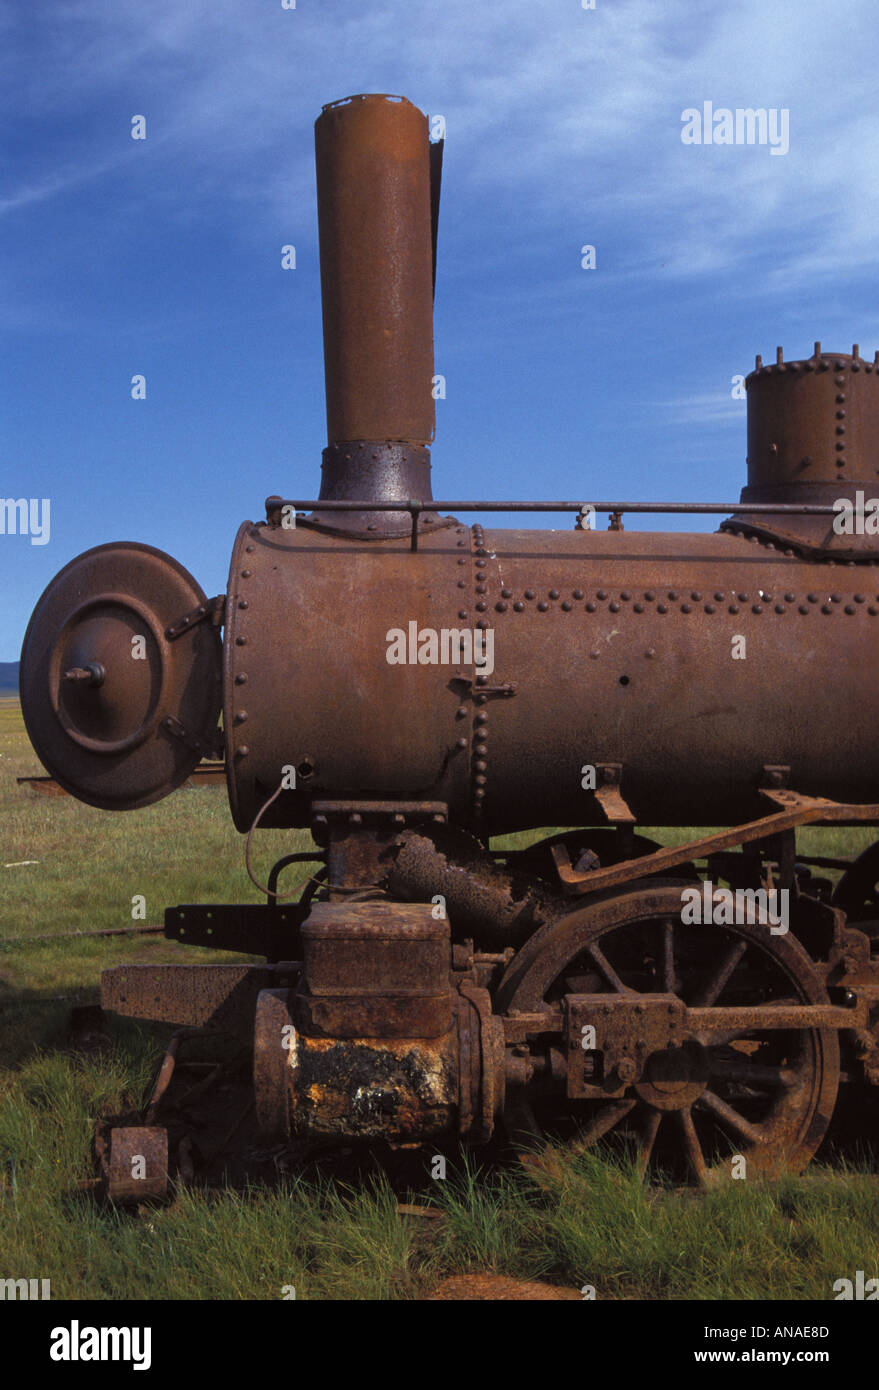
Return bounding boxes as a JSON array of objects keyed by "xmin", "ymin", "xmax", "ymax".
[
  {"xmin": 638, "ymin": 1107, "xmax": 662, "ymax": 1177},
  {"xmin": 586, "ymin": 941, "xmax": 631, "ymax": 994},
  {"xmin": 662, "ymin": 919, "xmax": 675, "ymax": 992},
  {"xmin": 506, "ymin": 1090, "xmax": 544, "ymax": 1147},
  {"xmin": 691, "ymin": 937, "xmax": 747, "ymax": 1007},
  {"xmin": 697, "ymin": 1088, "xmax": 766, "ymax": 1146},
  {"xmin": 570, "ymin": 1098, "xmax": 637, "ymax": 1152},
  {"xmin": 677, "ymin": 1106, "xmax": 708, "ymax": 1184}
]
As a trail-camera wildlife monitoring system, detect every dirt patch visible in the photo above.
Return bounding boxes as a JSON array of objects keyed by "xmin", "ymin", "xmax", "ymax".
[{"xmin": 427, "ymin": 1274, "xmax": 582, "ymax": 1300}]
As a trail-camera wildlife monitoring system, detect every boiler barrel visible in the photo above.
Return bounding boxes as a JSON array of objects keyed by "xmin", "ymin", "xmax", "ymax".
[{"xmin": 223, "ymin": 520, "xmax": 879, "ymax": 833}]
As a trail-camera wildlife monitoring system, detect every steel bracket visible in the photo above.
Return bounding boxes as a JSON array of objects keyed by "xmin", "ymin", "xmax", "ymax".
[
  {"xmin": 451, "ymin": 676, "xmax": 518, "ymax": 701},
  {"xmin": 165, "ymin": 594, "xmax": 225, "ymax": 641},
  {"xmin": 761, "ymin": 765, "xmax": 791, "ymax": 791},
  {"xmin": 592, "ymin": 764, "xmax": 635, "ymax": 825},
  {"xmin": 163, "ymin": 713, "xmax": 223, "ymax": 761},
  {"xmin": 105, "ymin": 1126, "xmax": 169, "ymax": 1206},
  {"xmin": 164, "ymin": 902, "xmax": 310, "ymax": 958},
  {"xmin": 566, "ymin": 993, "xmax": 684, "ymax": 1095}
]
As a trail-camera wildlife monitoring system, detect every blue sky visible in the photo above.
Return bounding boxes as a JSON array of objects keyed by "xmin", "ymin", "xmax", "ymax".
[{"xmin": 2, "ymin": 0, "xmax": 878, "ymax": 659}]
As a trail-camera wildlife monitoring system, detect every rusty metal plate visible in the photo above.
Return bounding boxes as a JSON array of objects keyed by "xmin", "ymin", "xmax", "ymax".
[
  {"xmin": 290, "ymin": 1032, "xmax": 458, "ymax": 1142},
  {"xmin": 223, "ymin": 522, "xmax": 473, "ymax": 831},
  {"xmin": 296, "ymin": 902, "xmax": 452, "ymax": 1038},
  {"xmin": 301, "ymin": 902, "xmax": 449, "ymax": 993},
  {"xmin": 566, "ymin": 993, "xmax": 685, "ymax": 1096},
  {"xmin": 107, "ymin": 1127, "xmax": 168, "ymax": 1205},
  {"xmin": 101, "ymin": 963, "xmax": 299, "ymax": 1035},
  {"xmin": 164, "ymin": 902, "xmax": 308, "ymax": 958},
  {"xmin": 293, "ymin": 992, "xmax": 453, "ymax": 1039},
  {"xmin": 254, "ymin": 988, "xmax": 295, "ymax": 1141},
  {"xmin": 20, "ymin": 543, "xmax": 221, "ymax": 809}
]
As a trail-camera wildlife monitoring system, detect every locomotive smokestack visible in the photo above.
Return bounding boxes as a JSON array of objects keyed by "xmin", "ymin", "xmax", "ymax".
[
  {"xmin": 316, "ymin": 93, "xmax": 435, "ymax": 446},
  {"xmin": 310, "ymin": 94, "xmax": 444, "ymax": 537}
]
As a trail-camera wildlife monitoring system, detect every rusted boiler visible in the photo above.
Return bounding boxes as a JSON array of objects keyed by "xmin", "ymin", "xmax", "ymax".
[{"xmin": 19, "ymin": 94, "xmax": 879, "ymax": 1189}]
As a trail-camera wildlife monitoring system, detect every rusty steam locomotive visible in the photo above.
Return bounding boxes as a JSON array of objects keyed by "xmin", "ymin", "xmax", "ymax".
[{"xmin": 20, "ymin": 94, "xmax": 879, "ymax": 1190}]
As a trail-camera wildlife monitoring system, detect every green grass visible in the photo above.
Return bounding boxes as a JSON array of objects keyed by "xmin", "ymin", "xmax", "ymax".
[
  {"xmin": 1, "ymin": 1045, "xmax": 876, "ymax": 1299},
  {"xmin": 0, "ymin": 1044, "xmax": 421, "ymax": 1299},
  {"xmin": 0, "ymin": 697, "xmax": 317, "ymax": 1000},
  {"xmin": 428, "ymin": 1149, "xmax": 879, "ymax": 1300},
  {"xmin": 2, "ymin": 696, "xmax": 878, "ymax": 1300}
]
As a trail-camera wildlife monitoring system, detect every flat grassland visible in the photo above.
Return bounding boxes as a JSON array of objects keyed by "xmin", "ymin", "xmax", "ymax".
[{"xmin": 1, "ymin": 695, "xmax": 877, "ymax": 1300}]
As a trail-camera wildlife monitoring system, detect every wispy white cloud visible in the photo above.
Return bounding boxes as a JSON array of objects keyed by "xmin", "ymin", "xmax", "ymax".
[
  {"xmin": 1, "ymin": 0, "xmax": 877, "ymax": 370},
  {"xmin": 657, "ymin": 392, "xmax": 748, "ymax": 427},
  {"xmin": 3, "ymin": 0, "xmax": 877, "ymax": 289},
  {"xmin": 0, "ymin": 154, "xmax": 125, "ymax": 216}
]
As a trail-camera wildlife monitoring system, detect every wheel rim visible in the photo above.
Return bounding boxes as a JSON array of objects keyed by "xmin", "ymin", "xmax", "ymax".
[{"xmin": 498, "ymin": 884, "xmax": 840, "ymax": 1184}]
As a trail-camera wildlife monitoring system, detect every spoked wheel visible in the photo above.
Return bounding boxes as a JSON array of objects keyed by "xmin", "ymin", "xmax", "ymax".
[{"xmin": 497, "ymin": 884, "xmax": 840, "ymax": 1185}]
